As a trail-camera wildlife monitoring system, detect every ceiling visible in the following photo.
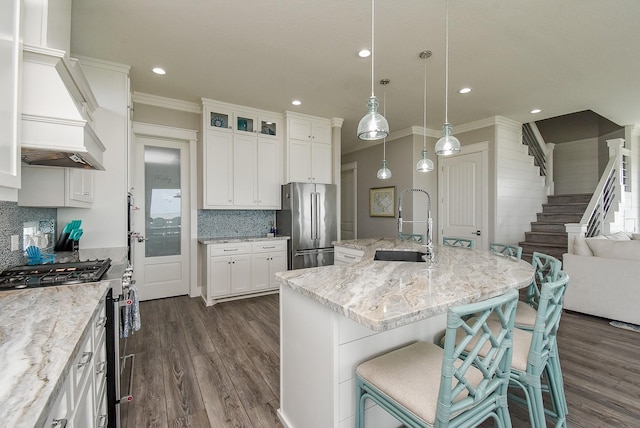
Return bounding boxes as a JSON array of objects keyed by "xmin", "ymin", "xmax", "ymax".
[{"xmin": 70, "ymin": 0, "xmax": 640, "ymax": 153}]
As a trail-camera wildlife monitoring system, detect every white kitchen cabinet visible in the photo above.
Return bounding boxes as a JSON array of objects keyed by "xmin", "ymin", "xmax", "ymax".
[
  {"xmin": 286, "ymin": 113, "xmax": 332, "ymax": 184},
  {"xmin": 43, "ymin": 294, "xmax": 108, "ymax": 428},
  {"xmin": 205, "ymin": 242, "xmax": 253, "ymax": 302},
  {"xmin": 251, "ymin": 240, "xmax": 287, "ymax": 291},
  {"xmin": 202, "ymin": 239, "xmax": 288, "ymax": 305},
  {"xmin": 18, "ymin": 165, "xmax": 94, "ymax": 208},
  {"xmin": 0, "ymin": 0, "xmax": 21, "ymax": 193},
  {"xmin": 201, "ymin": 99, "xmax": 282, "ymax": 209},
  {"xmin": 334, "ymin": 246, "xmax": 364, "ymax": 266}
]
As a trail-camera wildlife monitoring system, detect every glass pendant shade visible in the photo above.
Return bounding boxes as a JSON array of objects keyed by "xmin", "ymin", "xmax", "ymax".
[
  {"xmin": 358, "ymin": 96, "xmax": 389, "ymax": 140},
  {"xmin": 416, "ymin": 149, "xmax": 434, "ymax": 172},
  {"xmin": 377, "ymin": 159, "xmax": 392, "ymax": 179},
  {"xmin": 435, "ymin": 123, "xmax": 461, "ymax": 155}
]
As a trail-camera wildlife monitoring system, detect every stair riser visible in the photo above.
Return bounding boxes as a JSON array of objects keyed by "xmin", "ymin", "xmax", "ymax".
[
  {"xmin": 536, "ymin": 213, "xmax": 582, "ymax": 222},
  {"xmin": 524, "ymin": 233, "xmax": 567, "ymax": 244},
  {"xmin": 520, "ymin": 245, "xmax": 566, "ymax": 259},
  {"xmin": 542, "ymin": 204, "xmax": 588, "ymax": 213},
  {"xmin": 531, "ymin": 223, "xmax": 566, "ymax": 233},
  {"xmin": 547, "ymin": 194, "xmax": 592, "ymax": 204}
]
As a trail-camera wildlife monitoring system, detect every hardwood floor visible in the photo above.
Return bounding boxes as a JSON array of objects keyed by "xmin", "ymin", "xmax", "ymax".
[{"xmin": 120, "ymin": 294, "xmax": 640, "ymax": 427}]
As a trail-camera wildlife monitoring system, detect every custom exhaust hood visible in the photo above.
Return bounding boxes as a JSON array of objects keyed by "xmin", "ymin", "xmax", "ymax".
[{"xmin": 21, "ymin": 45, "xmax": 106, "ymax": 170}]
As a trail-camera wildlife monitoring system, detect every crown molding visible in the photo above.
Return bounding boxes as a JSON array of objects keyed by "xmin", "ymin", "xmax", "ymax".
[{"xmin": 133, "ymin": 92, "xmax": 201, "ymax": 114}]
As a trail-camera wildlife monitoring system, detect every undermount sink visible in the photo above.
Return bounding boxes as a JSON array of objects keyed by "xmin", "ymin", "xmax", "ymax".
[{"xmin": 374, "ymin": 250, "xmax": 428, "ymax": 262}]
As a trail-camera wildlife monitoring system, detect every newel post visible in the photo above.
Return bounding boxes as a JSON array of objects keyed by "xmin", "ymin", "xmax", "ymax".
[{"xmin": 565, "ymin": 223, "xmax": 587, "ymax": 254}]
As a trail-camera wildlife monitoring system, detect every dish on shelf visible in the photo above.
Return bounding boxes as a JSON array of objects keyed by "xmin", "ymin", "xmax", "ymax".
[{"xmin": 211, "ymin": 116, "xmax": 226, "ymax": 128}]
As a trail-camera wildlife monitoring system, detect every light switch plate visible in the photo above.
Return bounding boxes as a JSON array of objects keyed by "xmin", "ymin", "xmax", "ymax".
[{"xmin": 10, "ymin": 235, "xmax": 19, "ymax": 252}]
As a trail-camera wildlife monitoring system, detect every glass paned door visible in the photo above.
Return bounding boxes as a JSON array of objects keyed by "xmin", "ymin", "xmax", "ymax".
[{"xmin": 144, "ymin": 146, "xmax": 181, "ymax": 257}]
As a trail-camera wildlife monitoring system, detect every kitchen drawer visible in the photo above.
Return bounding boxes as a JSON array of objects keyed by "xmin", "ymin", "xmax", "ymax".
[
  {"xmin": 334, "ymin": 247, "xmax": 364, "ymax": 264},
  {"xmin": 93, "ymin": 298, "xmax": 107, "ymax": 344},
  {"xmin": 72, "ymin": 331, "xmax": 93, "ymax": 401},
  {"xmin": 251, "ymin": 240, "xmax": 287, "ymax": 253},
  {"xmin": 207, "ymin": 242, "xmax": 252, "ymax": 256},
  {"xmin": 93, "ymin": 332, "xmax": 107, "ymax": 403}
]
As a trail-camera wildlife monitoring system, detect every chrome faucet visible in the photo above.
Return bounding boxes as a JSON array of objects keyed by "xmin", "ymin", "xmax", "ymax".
[{"xmin": 398, "ymin": 188, "xmax": 434, "ymax": 261}]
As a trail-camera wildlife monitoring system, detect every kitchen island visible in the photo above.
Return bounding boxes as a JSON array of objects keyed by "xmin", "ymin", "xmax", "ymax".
[{"xmin": 276, "ymin": 238, "xmax": 534, "ymax": 428}]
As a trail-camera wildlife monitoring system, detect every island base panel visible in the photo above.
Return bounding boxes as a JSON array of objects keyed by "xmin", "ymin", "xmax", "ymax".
[{"xmin": 280, "ymin": 285, "xmax": 447, "ymax": 428}]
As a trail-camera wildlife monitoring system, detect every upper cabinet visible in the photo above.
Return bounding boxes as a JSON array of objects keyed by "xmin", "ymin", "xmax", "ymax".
[
  {"xmin": 201, "ymin": 99, "xmax": 283, "ymax": 210},
  {"xmin": 285, "ymin": 112, "xmax": 333, "ymax": 184},
  {"xmin": 18, "ymin": 166, "xmax": 94, "ymax": 208},
  {"xmin": 0, "ymin": 0, "xmax": 21, "ymax": 194}
]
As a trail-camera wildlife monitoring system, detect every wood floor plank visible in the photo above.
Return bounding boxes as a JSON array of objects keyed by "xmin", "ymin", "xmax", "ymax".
[
  {"xmin": 160, "ymin": 320, "xmax": 206, "ymax": 421},
  {"xmin": 126, "ymin": 349, "xmax": 168, "ymax": 428},
  {"xmin": 170, "ymin": 408, "xmax": 212, "ymax": 428},
  {"xmin": 193, "ymin": 351, "xmax": 255, "ymax": 427},
  {"xmin": 174, "ymin": 297, "xmax": 216, "ymax": 358},
  {"xmin": 246, "ymin": 399, "xmax": 283, "ymax": 428}
]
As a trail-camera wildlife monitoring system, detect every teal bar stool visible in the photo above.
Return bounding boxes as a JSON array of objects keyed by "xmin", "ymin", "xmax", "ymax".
[
  {"xmin": 355, "ymin": 289, "xmax": 519, "ymax": 428},
  {"xmin": 490, "ymin": 243, "xmax": 523, "ymax": 260},
  {"xmin": 443, "ymin": 236, "xmax": 475, "ymax": 249},
  {"xmin": 458, "ymin": 272, "xmax": 570, "ymax": 427}
]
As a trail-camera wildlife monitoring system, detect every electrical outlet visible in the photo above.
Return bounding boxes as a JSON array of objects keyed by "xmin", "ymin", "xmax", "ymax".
[{"xmin": 10, "ymin": 235, "xmax": 19, "ymax": 252}]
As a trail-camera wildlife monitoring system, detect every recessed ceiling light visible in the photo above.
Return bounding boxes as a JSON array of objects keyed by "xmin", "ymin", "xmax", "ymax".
[
  {"xmin": 358, "ymin": 49, "xmax": 371, "ymax": 58},
  {"xmin": 152, "ymin": 67, "xmax": 166, "ymax": 75},
  {"xmin": 291, "ymin": 100, "xmax": 301, "ymax": 106},
  {"xmin": 458, "ymin": 87, "xmax": 472, "ymax": 94},
  {"xmin": 530, "ymin": 108, "xmax": 542, "ymax": 114}
]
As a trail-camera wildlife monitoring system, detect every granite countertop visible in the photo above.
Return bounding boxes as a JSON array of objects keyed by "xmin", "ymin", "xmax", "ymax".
[
  {"xmin": 198, "ymin": 235, "xmax": 290, "ymax": 244},
  {"xmin": 0, "ymin": 246, "xmax": 127, "ymax": 428},
  {"xmin": 277, "ymin": 238, "xmax": 534, "ymax": 331}
]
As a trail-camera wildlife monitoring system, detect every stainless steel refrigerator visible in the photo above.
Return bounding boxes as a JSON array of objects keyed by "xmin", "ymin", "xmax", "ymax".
[{"xmin": 277, "ymin": 182, "xmax": 337, "ymax": 270}]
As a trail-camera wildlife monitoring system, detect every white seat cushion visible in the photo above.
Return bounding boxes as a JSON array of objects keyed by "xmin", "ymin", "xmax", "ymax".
[
  {"xmin": 488, "ymin": 301, "xmax": 538, "ymax": 329},
  {"xmin": 356, "ymin": 341, "xmax": 483, "ymax": 425}
]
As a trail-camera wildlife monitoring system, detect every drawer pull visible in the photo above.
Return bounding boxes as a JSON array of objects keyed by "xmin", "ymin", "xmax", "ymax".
[
  {"xmin": 223, "ymin": 248, "xmax": 238, "ymax": 252},
  {"xmin": 262, "ymin": 246, "xmax": 276, "ymax": 249},
  {"xmin": 97, "ymin": 415, "xmax": 108, "ymax": 428},
  {"xmin": 95, "ymin": 316, "xmax": 107, "ymax": 328},
  {"xmin": 52, "ymin": 419, "xmax": 68, "ymax": 428},
  {"xmin": 96, "ymin": 361, "xmax": 106, "ymax": 375},
  {"xmin": 344, "ymin": 254, "xmax": 356, "ymax": 259},
  {"xmin": 77, "ymin": 351, "xmax": 93, "ymax": 369}
]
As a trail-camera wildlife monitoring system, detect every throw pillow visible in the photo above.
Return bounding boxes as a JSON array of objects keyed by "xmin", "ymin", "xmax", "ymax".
[
  {"xmin": 632, "ymin": 233, "xmax": 640, "ymax": 240},
  {"xmin": 606, "ymin": 231, "xmax": 631, "ymax": 241},
  {"xmin": 572, "ymin": 237, "xmax": 593, "ymax": 256},
  {"xmin": 586, "ymin": 239, "xmax": 640, "ymax": 261}
]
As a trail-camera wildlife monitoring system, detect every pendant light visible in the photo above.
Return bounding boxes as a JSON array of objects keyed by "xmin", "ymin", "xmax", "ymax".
[
  {"xmin": 416, "ymin": 51, "xmax": 435, "ymax": 172},
  {"xmin": 434, "ymin": 0, "xmax": 461, "ymax": 156},
  {"xmin": 377, "ymin": 79, "xmax": 392, "ymax": 179},
  {"xmin": 357, "ymin": 0, "xmax": 389, "ymax": 140}
]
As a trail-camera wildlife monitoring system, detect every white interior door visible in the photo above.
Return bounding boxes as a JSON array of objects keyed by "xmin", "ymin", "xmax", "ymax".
[
  {"xmin": 133, "ymin": 136, "xmax": 189, "ymax": 300},
  {"xmin": 440, "ymin": 148, "xmax": 487, "ymax": 249},
  {"xmin": 340, "ymin": 163, "xmax": 357, "ymax": 240}
]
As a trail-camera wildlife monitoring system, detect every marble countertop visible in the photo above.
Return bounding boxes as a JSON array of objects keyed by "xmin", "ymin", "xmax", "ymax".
[
  {"xmin": 276, "ymin": 238, "xmax": 534, "ymax": 331},
  {"xmin": 198, "ymin": 235, "xmax": 290, "ymax": 244},
  {"xmin": 0, "ymin": 246, "xmax": 126, "ymax": 428}
]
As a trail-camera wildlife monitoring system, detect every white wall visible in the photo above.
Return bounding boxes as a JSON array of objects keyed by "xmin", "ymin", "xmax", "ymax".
[
  {"xmin": 58, "ymin": 57, "xmax": 130, "ymax": 249},
  {"xmin": 494, "ymin": 118, "xmax": 546, "ymax": 244}
]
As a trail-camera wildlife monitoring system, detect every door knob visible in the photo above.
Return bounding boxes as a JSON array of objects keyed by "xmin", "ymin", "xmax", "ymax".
[{"xmin": 473, "ymin": 230, "xmax": 481, "ymax": 236}]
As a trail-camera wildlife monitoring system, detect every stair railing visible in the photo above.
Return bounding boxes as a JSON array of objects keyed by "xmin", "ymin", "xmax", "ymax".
[
  {"xmin": 522, "ymin": 122, "xmax": 555, "ymax": 194},
  {"xmin": 566, "ymin": 138, "xmax": 629, "ymax": 253}
]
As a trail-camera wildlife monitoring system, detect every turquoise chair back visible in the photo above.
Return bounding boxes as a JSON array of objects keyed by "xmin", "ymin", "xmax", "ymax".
[
  {"xmin": 399, "ymin": 233, "xmax": 424, "ymax": 243},
  {"xmin": 527, "ymin": 252, "xmax": 562, "ymax": 310},
  {"xmin": 528, "ymin": 270, "xmax": 569, "ymax": 374},
  {"xmin": 437, "ymin": 289, "xmax": 518, "ymax": 425},
  {"xmin": 443, "ymin": 236, "xmax": 475, "ymax": 249},
  {"xmin": 489, "ymin": 243, "xmax": 522, "ymax": 260}
]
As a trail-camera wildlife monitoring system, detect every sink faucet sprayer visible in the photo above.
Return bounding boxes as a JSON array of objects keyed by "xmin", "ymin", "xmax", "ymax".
[{"xmin": 398, "ymin": 188, "xmax": 434, "ymax": 262}]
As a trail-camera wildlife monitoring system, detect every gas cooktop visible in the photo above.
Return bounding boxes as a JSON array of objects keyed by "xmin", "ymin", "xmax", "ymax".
[{"xmin": 0, "ymin": 259, "xmax": 112, "ymax": 291}]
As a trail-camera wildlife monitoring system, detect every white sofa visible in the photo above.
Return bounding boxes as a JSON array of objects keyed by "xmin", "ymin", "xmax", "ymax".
[{"xmin": 563, "ymin": 232, "xmax": 640, "ymax": 325}]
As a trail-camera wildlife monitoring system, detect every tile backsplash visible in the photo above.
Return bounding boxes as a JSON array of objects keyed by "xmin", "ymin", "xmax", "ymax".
[
  {"xmin": 198, "ymin": 210, "xmax": 276, "ymax": 238},
  {"xmin": 0, "ymin": 201, "xmax": 57, "ymax": 270}
]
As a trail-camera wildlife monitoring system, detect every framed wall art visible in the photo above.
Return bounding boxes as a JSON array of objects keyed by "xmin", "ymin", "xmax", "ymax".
[{"xmin": 369, "ymin": 186, "xmax": 396, "ymax": 217}]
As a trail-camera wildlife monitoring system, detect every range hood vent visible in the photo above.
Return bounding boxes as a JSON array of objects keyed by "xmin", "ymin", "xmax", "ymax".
[{"xmin": 21, "ymin": 45, "xmax": 106, "ymax": 170}]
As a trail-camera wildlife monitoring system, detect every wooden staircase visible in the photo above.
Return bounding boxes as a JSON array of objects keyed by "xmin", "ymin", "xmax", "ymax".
[{"xmin": 519, "ymin": 193, "xmax": 592, "ymax": 262}]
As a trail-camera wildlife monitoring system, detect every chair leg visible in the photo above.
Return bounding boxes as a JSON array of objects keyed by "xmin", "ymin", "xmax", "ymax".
[
  {"xmin": 548, "ymin": 342, "xmax": 568, "ymax": 415},
  {"xmin": 355, "ymin": 378, "xmax": 366, "ymax": 428}
]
